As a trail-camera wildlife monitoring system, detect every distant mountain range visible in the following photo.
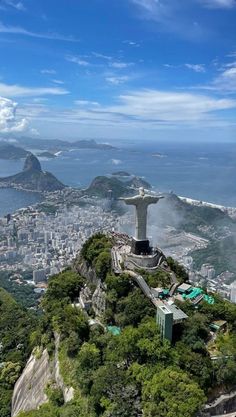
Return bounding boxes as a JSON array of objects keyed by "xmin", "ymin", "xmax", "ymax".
[
  {"xmin": 0, "ymin": 143, "xmax": 29, "ymax": 160},
  {"xmin": 0, "ymin": 153, "xmax": 65, "ymax": 192},
  {"xmin": 0, "ymin": 137, "xmax": 117, "ymax": 154}
]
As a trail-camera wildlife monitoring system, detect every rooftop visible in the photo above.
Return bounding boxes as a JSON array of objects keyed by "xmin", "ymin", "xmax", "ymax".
[
  {"xmin": 165, "ymin": 303, "xmax": 188, "ymax": 321},
  {"xmin": 156, "ymin": 300, "xmax": 188, "ymax": 321},
  {"xmin": 107, "ymin": 325, "xmax": 121, "ymax": 336},
  {"xmin": 177, "ymin": 283, "xmax": 192, "ymax": 292}
]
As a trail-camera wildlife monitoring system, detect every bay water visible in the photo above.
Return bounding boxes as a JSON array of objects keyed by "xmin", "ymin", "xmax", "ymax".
[{"xmin": 0, "ymin": 141, "xmax": 235, "ymax": 216}]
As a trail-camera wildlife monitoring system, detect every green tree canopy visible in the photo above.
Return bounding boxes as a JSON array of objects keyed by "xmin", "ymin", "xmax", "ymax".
[{"xmin": 143, "ymin": 367, "xmax": 206, "ymax": 417}]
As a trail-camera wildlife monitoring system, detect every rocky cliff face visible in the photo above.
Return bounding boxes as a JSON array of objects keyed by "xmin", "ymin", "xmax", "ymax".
[
  {"xmin": 23, "ymin": 153, "xmax": 42, "ymax": 172},
  {"xmin": 92, "ymin": 283, "xmax": 106, "ymax": 317},
  {"xmin": 54, "ymin": 333, "xmax": 74, "ymax": 403},
  {"xmin": 11, "ymin": 337, "xmax": 74, "ymax": 417},
  {"xmin": 11, "ymin": 349, "xmax": 52, "ymax": 417},
  {"xmin": 198, "ymin": 389, "xmax": 236, "ymax": 417},
  {"xmin": 74, "ymin": 258, "xmax": 99, "ymax": 285},
  {"xmin": 74, "ymin": 258, "xmax": 107, "ymax": 317}
]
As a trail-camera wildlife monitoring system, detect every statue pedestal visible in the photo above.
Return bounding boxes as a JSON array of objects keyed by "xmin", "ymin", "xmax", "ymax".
[
  {"xmin": 131, "ymin": 238, "xmax": 151, "ymax": 255},
  {"xmin": 124, "ymin": 247, "xmax": 163, "ymax": 270}
]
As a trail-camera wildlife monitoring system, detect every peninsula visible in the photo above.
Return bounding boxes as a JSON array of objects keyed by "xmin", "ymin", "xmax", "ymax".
[
  {"xmin": 12, "ymin": 137, "xmax": 117, "ymax": 152},
  {"xmin": 0, "ymin": 153, "xmax": 65, "ymax": 192}
]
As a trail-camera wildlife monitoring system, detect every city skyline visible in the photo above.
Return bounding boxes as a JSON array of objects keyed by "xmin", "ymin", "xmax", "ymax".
[{"xmin": 0, "ymin": 0, "xmax": 236, "ymax": 141}]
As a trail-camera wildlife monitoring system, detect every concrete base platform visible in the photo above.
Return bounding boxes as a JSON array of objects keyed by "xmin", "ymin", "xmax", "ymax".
[
  {"xmin": 131, "ymin": 238, "xmax": 151, "ymax": 255},
  {"xmin": 124, "ymin": 247, "xmax": 164, "ymax": 271}
]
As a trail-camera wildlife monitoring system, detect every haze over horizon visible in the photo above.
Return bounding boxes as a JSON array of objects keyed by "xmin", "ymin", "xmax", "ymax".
[{"xmin": 0, "ymin": 0, "xmax": 235, "ymax": 142}]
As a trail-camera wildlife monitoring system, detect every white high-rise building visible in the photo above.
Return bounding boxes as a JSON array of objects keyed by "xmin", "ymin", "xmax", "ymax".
[
  {"xmin": 230, "ymin": 281, "xmax": 236, "ymax": 303},
  {"xmin": 33, "ymin": 269, "xmax": 46, "ymax": 284},
  {"xmin": 207, "ymin": 267, "xmax": 215, "ymax": 280}
]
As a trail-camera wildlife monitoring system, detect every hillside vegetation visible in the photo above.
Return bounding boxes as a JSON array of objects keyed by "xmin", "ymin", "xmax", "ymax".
[
  {"xmin": 191, "ymin": 235, "xmax": 236, "ymax": 276},
  {"xmin": 85, "ymin": 175, "xmax": 151, "ymax": 199},
  {"xmin": 1, "ymin": 234, "xmax": 236, "ymax": 417},
  {"xmin": 0, "ymin": 271, "xmax": 40, "ymax": 308},
  {"xmin": 0, "ymin": 288, "xmax": 37, "ymax": 417}
]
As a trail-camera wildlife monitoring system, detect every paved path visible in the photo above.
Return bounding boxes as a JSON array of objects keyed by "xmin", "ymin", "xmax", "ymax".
[
  {"xmin": 211, "ymin": 413, "xmax": 236, "ymax": 417},
  {"xmin": 124, "ymin": 269, "xmax": 157, "ymax": 306}
]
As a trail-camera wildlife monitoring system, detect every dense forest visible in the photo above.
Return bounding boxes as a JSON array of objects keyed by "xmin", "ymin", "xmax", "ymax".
[
  {"xmin": 1, "ymin": 234, "xmax": 236, "ymax": 417},
  {"xmin": 0, "ymin": 288, "xmax": 37, "ymax": 417},
  {"xmin": 0, "ymin": 271, "xmax": 40, "ymax": 309}
]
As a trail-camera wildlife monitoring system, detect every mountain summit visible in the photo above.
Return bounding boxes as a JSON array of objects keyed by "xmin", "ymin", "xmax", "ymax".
[
  {"xmin": 23, "ymin": 153, "xmax": 42, "ymax": 172},
  {"xmin": 0, "ymin": 153, "xmax": 65, "ymax": 192}
]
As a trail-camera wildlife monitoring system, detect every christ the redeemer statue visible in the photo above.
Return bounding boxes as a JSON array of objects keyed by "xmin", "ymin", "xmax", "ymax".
[{"xmin": 120, "ymin": 187, "xmax": 163, "ymax": 242}]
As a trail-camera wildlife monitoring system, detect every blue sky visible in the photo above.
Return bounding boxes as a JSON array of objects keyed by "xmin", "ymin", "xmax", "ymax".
[{"xmin": 0, "ymin": 0, "xmax": 236, "ymax": 142}]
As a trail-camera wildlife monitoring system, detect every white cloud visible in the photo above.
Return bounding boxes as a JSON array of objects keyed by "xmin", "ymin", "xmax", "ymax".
[
  {"xmin": 2, "ymin": 0, "xmax": 26, "ymax": 11},
  {"xmin": 41, "ymin": 69, "xmax": 56, "ymax": 75},
  {"xmin": 44, "ymin": 89, "xmax": 236, "ymax": 125},
  {"xmin": 111, "ymin": 159, "xmax": 122, "ymax": 165},
  {"xmin": 32, "ymin": 98, "xmax": 49, "ymax": 103},
  {"xmin": 92, "ymin": 52, "xmax": 112, "ymax": 61},
  {"xmin": 132, "ymin": 0, "xmax": 235, "ymax": 14},
  {"xmin": 110, "ymin": 61, "xmax": 134, "ymax": 69},
  {"xmin": 105, "ymin": 89, "xmax": 236, "ymax": 122},
  {"xmin": 0, "ymin": 96, "xmax": 28, "ymax": 133},
  {"xmin": 223, "ymin": 61, "xmax": 236, "ymax": 69},
  {"xmin": 196, "ymin": 64, "xmax": 236, "ymax": 92},
  {"xmin": 132, "ymin": 0, "xmax": 161, "ymax": 13},
  {"xmin": 0, "ymin": 82, "xmax": 69, "ymax": 97},
  {"xmin": 164, "ymin": 63, "xmax": 206, "ymax": 72},
  {"xmin": 106, "ymin": 76, "xmax": 130, "ymax": 85},
  {"xmin": 17, "ymin": 88, "xmax": 236, "ymax": 140},
  {"xmin": 0, "ymin": 22, "xmax": 79, "ymax": 42},
  {"xmin": 123, "ymin": 40, "xmax": 140, "ymax": 47},
  {"xmin": 199, "ymin": 0, "xmax": 236, "ymax": 8},
  {"xmin": 66, "ymin": 55, "xmax": 90, "ymax": 66},
  {"xmin": 129, "ymin": 0, "xmax": 221, "ymax": 39},
  {"xmin": 227, "ymin": 51, "xmax": 236, "ymax": 58},
  {"xmin": 74, "ymin": 100, "xmax": 99, "ymax": 106},
  {"xmin": 185, "ymin": 63, "xmax": 206, "ymax": 73},
  {"xmin": 52, "ymin": 79, "xmax": 64, "ymax": 85},
  {"xmin": 163, "ymin": 64, "xmax": 175, "ymax": 68},
  {"xmin": 131, "ymin": 0, "xmax": 170, "ymax": 21},
  {"xmin": 213, "ymin": 66, "xmax": 236, "ymax": 91},
  {"xmin": 89, "ymin": 53, "xmax": 134, "ymax": 69}
]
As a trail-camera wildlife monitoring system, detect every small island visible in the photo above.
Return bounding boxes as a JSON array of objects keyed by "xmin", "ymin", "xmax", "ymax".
[
  {"xmin": 36, "ymin": 151, "xmax": 56, "ymax": 159},
  {"xmin": 152, "ymin": 152, "xmax": 166, "ymax": 158}
]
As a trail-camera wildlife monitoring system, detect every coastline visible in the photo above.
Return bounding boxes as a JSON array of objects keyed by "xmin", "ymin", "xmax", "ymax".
[
  {"xmin": 1, "ymin": 180, "xmax": 236, "ymax": 220},
  {"xmin": 0, "ymin": 184, "xmax": 43, "ymax": 194},
  {"xmin": 179, "ymin": 196, "xmax": 236, "ymax": 219}
]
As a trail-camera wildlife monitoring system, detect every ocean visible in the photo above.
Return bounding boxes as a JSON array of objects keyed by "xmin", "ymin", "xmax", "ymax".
[{"xmin": 0, "ymin": 141, "xmax": 236, "ymax": 216}]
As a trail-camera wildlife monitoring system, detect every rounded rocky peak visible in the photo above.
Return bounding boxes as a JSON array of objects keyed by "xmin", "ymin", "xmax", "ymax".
[{"xmin": 23, "ymin": 153, "xmax": 42, "ymax": 172}]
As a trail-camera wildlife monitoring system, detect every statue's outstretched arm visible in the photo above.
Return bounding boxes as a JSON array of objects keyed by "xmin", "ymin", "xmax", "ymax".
[
  {"xmin": 144, "ymin": 196, "xmax": 164, "ymax": 204},
  {"xmin": 118, "ymin": 196, "xmax": 138, "ymax": 205}
]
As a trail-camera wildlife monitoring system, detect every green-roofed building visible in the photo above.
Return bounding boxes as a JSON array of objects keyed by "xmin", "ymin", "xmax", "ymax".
[{"xmin": 107, "ymin": 325, "xmax": 121, "ymax": 336}]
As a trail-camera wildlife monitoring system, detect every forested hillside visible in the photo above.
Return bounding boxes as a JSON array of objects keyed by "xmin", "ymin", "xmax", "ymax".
[
  {"xmin": 1, "ymin": 234, "xmax": 236, "ymax": 417},
  {"xmin": 0, "ymin": 289, "xmax": 37, "ymax": 417}
]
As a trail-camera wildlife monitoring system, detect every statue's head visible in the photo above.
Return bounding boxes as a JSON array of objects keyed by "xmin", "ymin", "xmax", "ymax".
[{"xmin": 139, "ymin": 187, "xmax": 145, "ymax": 197}]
